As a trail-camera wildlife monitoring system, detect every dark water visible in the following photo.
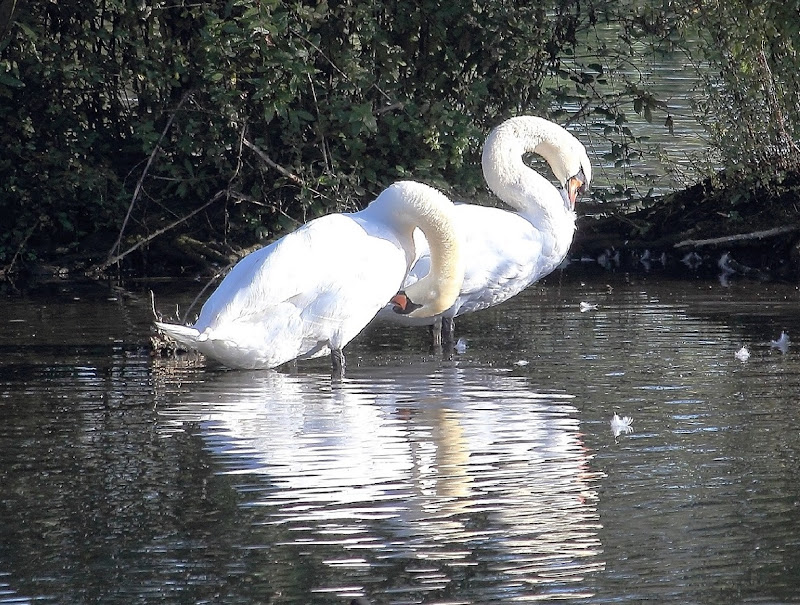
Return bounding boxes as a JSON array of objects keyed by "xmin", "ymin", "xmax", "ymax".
[{"xmin": 1, "ymin": 270, "xmax": 800, "ymax": 604}]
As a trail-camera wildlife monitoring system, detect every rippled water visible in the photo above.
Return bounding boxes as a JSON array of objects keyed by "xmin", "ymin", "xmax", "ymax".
[{"xmin": 1, "ymin": 271, "xmax": 800, "ymax": 604}]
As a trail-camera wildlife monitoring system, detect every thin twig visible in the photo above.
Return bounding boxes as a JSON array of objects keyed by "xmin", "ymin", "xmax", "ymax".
[
  {"xmin": 228, "ymin": 190, "xmax": 302, "ymax": 227},
  {"xmin": 181, "ymin": 266, "xmax": 230, "ymax": 323},
  {"xmin": 290, "ymin": 28, "xmax": 394, "ymax": 104},
  {"xmin": 242, "ymin": 137, "xmax": 305, "ymax": 186},
  {"xmin": 86, "ymin": 189, "xmax": 228, "ymax": 277},
  {"xmin": 375, "ymin": 101, "xmax": 404, "ymax": 115},
  {"xmin": 241, "ymin": 137, "xmax": 331, "ymax": 203},
  {"xmin": 563, "ymin": 99, "xmax": 593, "ymax": 127},
  {"xmin": 230, "ymin": 120, "xmax": 247, "ymax": 187},
  {"xmin": 306, "ymin": 73, "xmax": 332, "ymax": 174},
  {"xmin": 149, "ymin": 289, "xmax": 160, "ymax": 321},
  {"xmin": 1, "ymin": 217, "xmax": 40, "ymax": 278},
  {"xmin": 108, "ymin": 90, "xmax": 193, "ymax": 263}
]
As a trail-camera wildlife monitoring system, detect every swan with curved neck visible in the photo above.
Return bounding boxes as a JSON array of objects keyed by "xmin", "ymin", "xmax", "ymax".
[
  {"xmin": 379, "ymin": 116, "xmax": 591, "ymax": 344},
  {"xmin": 155, "ymin": 180, "xmax": 464, "ymax": 376}
]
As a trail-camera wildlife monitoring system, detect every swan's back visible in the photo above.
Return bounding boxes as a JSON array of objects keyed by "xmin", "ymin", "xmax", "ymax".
[
  {"xmin": 196, "ymin": 216, "xmax": 356, "ymax": 329},
  {"xmin": 452, "ymin": 203, "xmax": 555, "ymax": 315},
  {"xmin": 186, "ymin": 213, "xmax": 408, "ymax": 368},
  {"xmin": 398, "ymin": 202, "xmax": 566, "ymax": 319}
]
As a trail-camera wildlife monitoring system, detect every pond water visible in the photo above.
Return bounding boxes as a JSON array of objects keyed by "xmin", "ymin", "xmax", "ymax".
[{"xmin": 1, "ymin": 269, "xmax": 799, "ymax": 604}]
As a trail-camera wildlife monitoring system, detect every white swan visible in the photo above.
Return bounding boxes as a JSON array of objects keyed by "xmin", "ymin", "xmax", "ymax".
[
  {"xmin": 378, "ymin": 116, "xmax": 591, "ymax": 344},
  {"xmin": 155, "ymin": 181, "xmax": 464, "ymax": 375}
]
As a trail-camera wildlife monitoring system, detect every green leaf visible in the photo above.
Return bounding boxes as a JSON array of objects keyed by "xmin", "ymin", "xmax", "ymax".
[{"xmin": 0, "ymin": 72, "xmax": 24, "ymax": 88}]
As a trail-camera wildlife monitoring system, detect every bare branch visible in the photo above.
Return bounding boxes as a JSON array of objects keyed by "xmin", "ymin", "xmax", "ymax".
[
  {"xmin": 242, "ymin": 137, "xmax": 332, "ymax": 203},
  {"xmin": 1, "ymin": 217, "xmax": 40, "ymax": 279},
  {"xmin": 86, "ymin": 189, "xmax": 228, "ymax": 278},
  {"xmin": 674, "ymin": 224, "xmax": 800, "ymax": 248},
  {"xmin": 228, "ymin": 190, "xmax": 302, "ymax": 228},
  {"xmin": 242, "ymin": 137, "xmax": 305, "ymax": 186},
  {"xmin": 108, "ymin": 90, "xmax": 193, "ymax": 263}
]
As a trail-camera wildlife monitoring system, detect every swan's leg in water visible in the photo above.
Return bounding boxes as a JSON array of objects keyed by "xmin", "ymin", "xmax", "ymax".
[
  {"xmin": 442, "ymin": 316, "xmax": 455, "ymax": 348},
  {"xmin": 430, "ymin": 316, "xmax": 455, "ymax": 351},
  {"xmin": 331, "ymin": 348, "xmax": 345, "ymax": 379},
  {"xmin": 430, "ymin": 317, "xmax": 443, "ymax": 348}
]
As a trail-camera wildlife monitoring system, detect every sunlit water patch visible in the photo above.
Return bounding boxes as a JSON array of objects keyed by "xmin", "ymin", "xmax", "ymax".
[{"xmin": 156, "ymin": 363, "xmax": 605, "ymax": 602}]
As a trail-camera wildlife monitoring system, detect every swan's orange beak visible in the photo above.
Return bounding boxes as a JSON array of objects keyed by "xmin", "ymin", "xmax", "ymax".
[
  {"xmin": 566, "ymin": 175, "xmax": 585, "ymax": 211},
  {"xmin": 390, "ymin": 292, "xmax": 408, "ymax": 311},
  {"xmin": 390, "ymin": 291, "xmax": 422, "ymax": 315}
]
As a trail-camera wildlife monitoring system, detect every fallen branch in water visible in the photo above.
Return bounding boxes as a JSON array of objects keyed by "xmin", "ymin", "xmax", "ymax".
[{"xmin": 674, "ymin": 224, "xmax": 800, "ymax": 248}]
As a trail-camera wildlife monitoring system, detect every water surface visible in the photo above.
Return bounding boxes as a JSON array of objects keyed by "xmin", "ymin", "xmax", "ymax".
[{"xmin": 1, "ymin": 272, "xmax": 799, "ymax": 603}]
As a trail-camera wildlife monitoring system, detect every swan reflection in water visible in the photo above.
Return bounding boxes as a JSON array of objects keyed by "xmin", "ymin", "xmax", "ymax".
[{"xmin": 154, "ymin": 361, "xmax": 605, "ymax": 600}]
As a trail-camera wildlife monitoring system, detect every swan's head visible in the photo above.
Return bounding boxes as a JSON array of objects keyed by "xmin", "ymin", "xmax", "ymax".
[
  {"xmin": 482, "ymin": 116, "xmax": 592, "ymax": 215},
  {"xmin": 389, "ymin": 265, "xmax": 461, "ymax": 317},
  {"xmin": 389, "ymin": 290, "xmax": 422, "ymax": 315},
  {"xmin": 562, "ymin": 163, "xmax": 590, "ymax": 212},
  {"xmin": 537, "ymin": 133, "xmax": 592, "ymax": 212},
  {"xmin": 389, "ymin": 242, "xmax": 464, "ymax": 318},
  {"xmin": 389, "ymin": 284, "xmax": 458, "ymax": 318}
]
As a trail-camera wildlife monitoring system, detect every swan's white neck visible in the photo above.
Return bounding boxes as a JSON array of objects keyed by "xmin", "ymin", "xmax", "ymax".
[
  {"xmin": 481, "ymin": 117, "xmax": 580, "ymax": 233},
  {"xmin": 365, "ymin": 181, "xmax": 464, "ymax": 317}
]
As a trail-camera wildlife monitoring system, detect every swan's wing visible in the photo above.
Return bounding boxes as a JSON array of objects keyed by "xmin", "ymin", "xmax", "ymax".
[
  {"xmin": 194, "ymin": 215, "xmax": 345, "ymax": 327},
  {"xmin": 451, "ymin": 205, "xmax": 546, "ymax": 315},
  {"xmin": 186, "ymin": 214, "xmax": 407, "ymax": 367}
]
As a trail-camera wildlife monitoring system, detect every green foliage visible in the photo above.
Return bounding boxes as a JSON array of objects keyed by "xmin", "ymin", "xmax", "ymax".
[
  {"xmin": 690, "ymin": 0, "xmax": 800, "ymax": 177},
  {"xmin": 0, "ymin": 0, "xmax": 586, "ymax": 274},
  {"xmin": 3, "ymin": 0, "xmax": 791, "ymax": 275}
]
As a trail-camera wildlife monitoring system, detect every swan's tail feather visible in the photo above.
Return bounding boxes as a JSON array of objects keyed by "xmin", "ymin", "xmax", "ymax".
[{"xmin": 154, "ymin": 321, "xmax": 204, "ymax": 350}]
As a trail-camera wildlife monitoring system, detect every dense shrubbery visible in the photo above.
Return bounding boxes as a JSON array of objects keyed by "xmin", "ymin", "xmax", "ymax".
[
  {"xmin": 692, "ymin": 1, "xmax": 800, "ymax": 174},
  {"xmin": 0, "ymin": 0, "xmax": 587, "ymax": 275},
  {"xmin": 1, "ymin": 0, "xmax": 797, "ymax": 277}
]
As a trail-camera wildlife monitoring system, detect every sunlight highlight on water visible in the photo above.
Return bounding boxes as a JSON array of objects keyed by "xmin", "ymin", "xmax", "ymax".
[{"xmin": 156, "ymin": 363, "xmax": 605, "ymax": 602}]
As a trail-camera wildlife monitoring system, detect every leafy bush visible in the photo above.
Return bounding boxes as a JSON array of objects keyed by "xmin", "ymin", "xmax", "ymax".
[
  {"xmin": 691, "ymin": 1, "xmax": 800, "ymax": 175},
  {"xmin": 0, "ymin": 0, "xmax": 587, "ymax": 275},
  {"xmin": 4, "ymin": 0, "xmax": 792, "ymax": 277}
]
